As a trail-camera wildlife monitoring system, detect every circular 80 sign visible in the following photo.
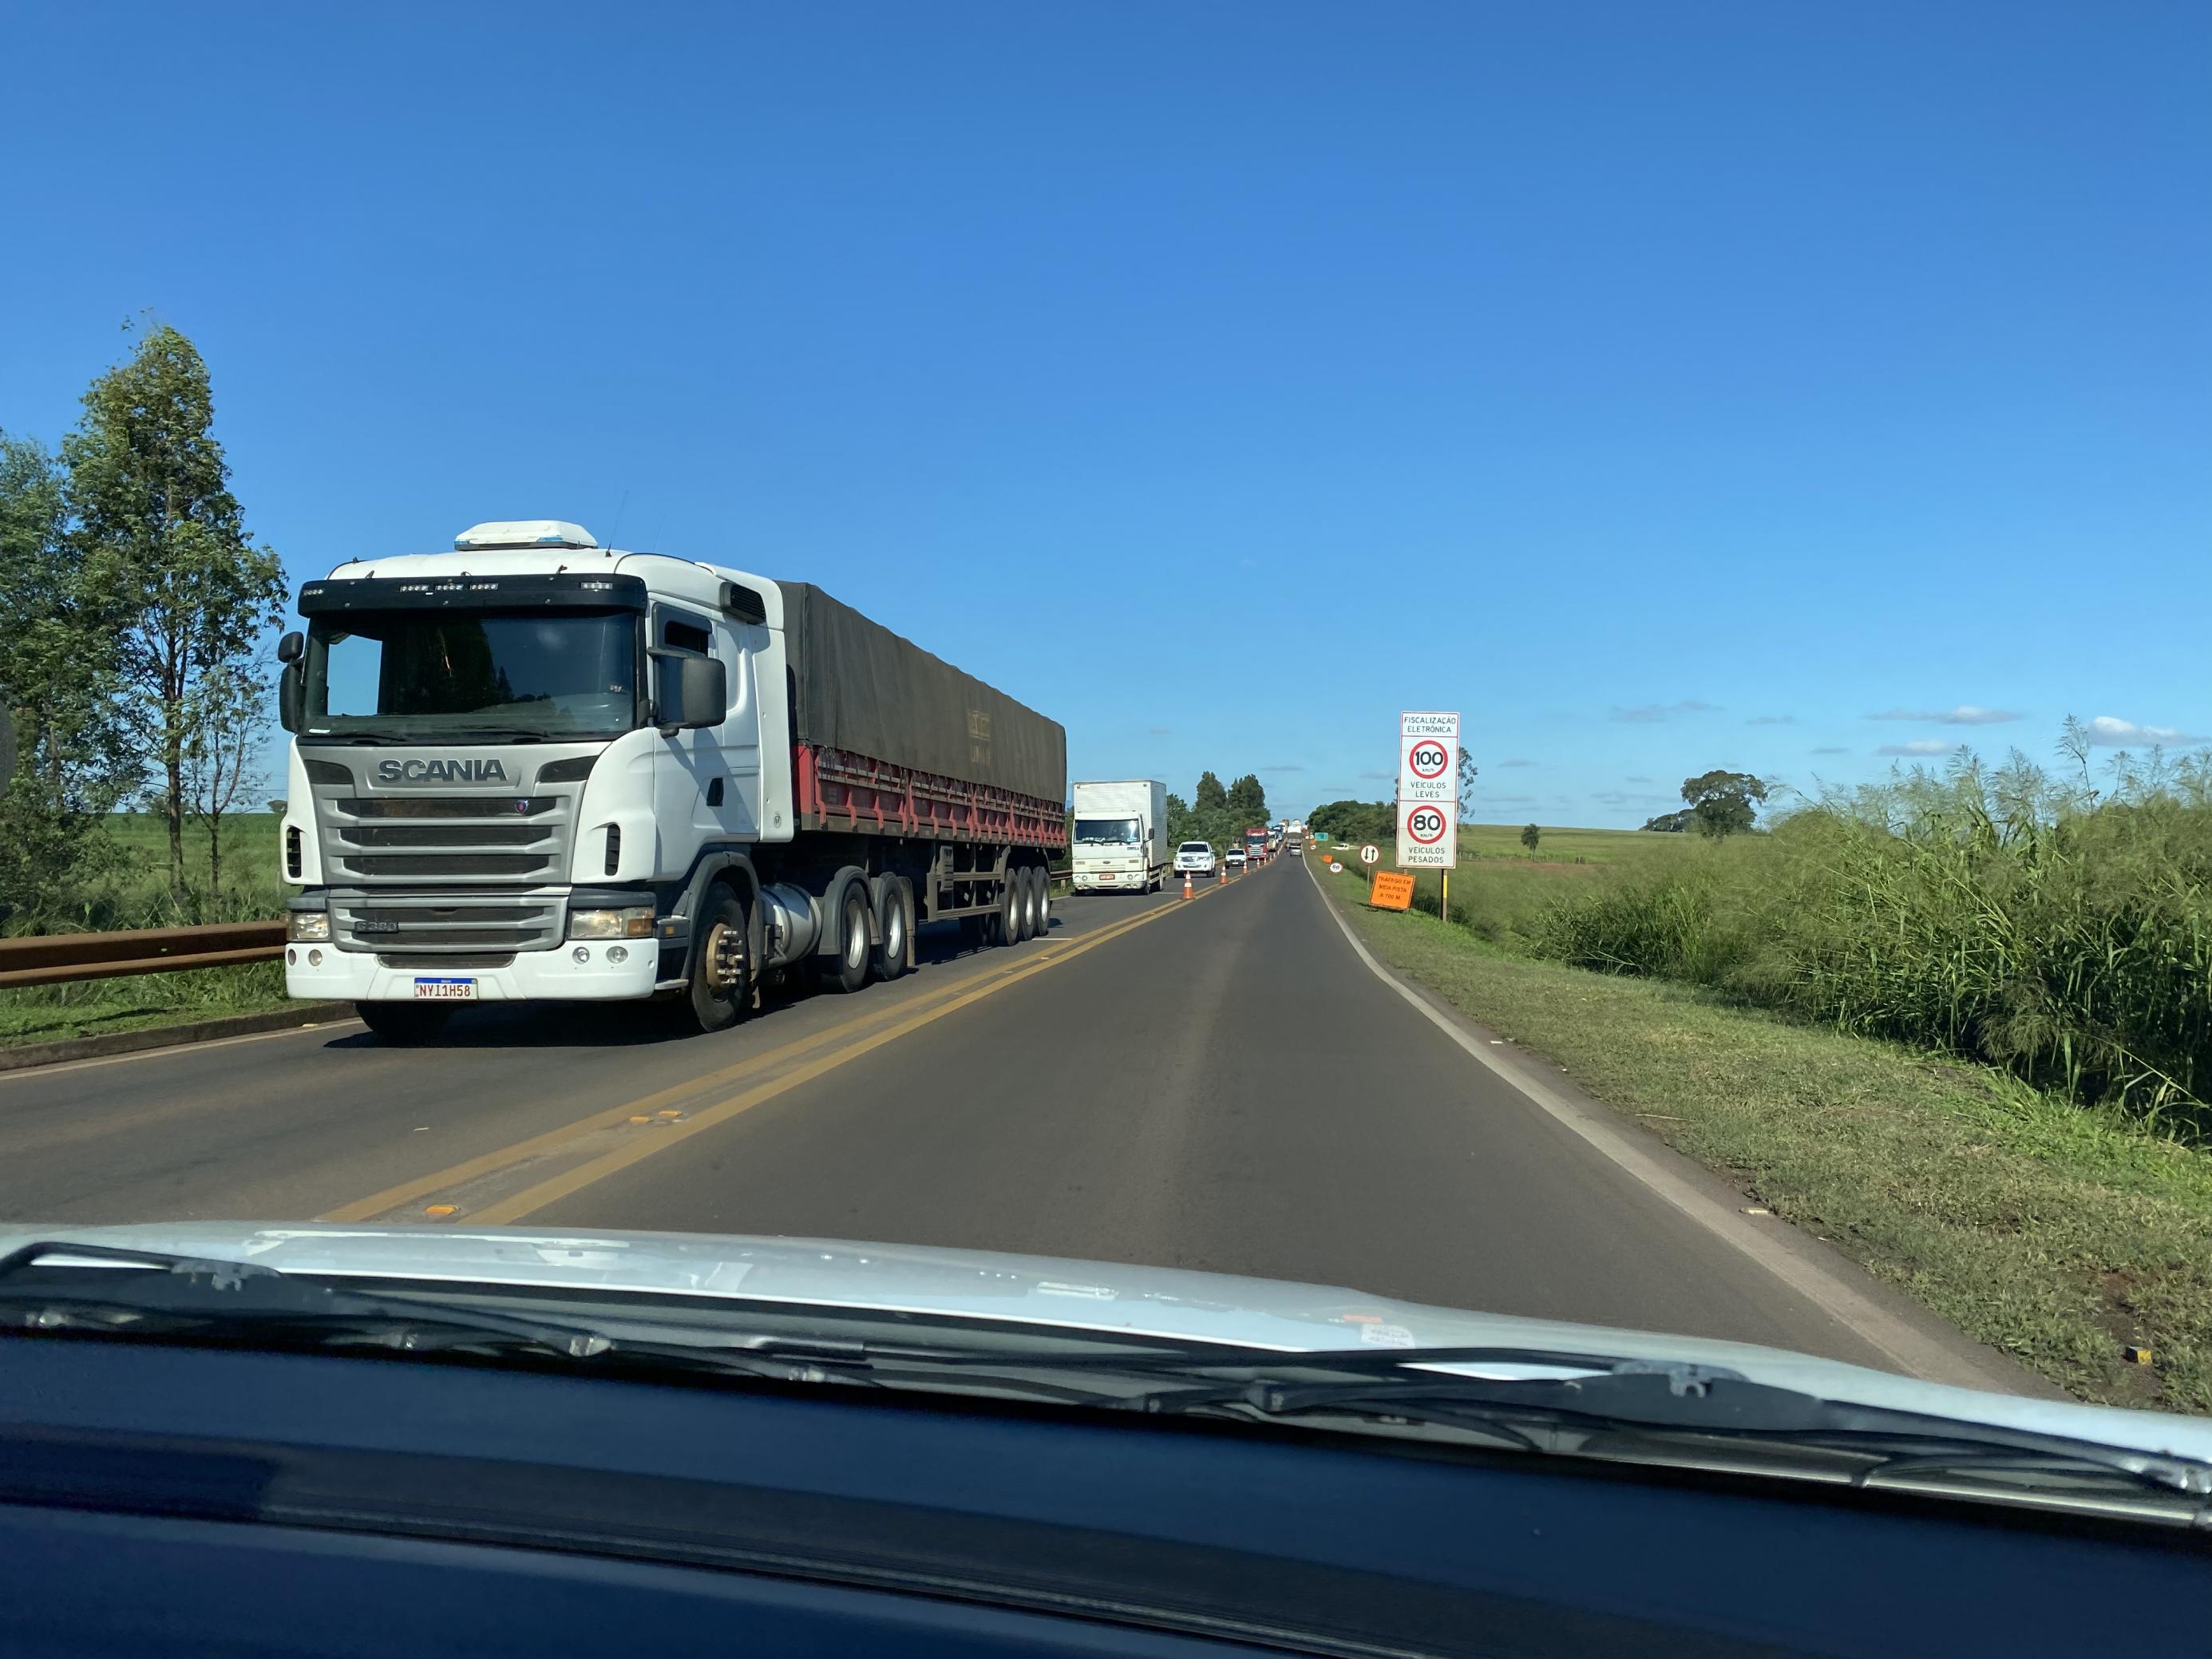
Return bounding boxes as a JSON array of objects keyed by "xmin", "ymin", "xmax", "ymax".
[
  {"xmin": 1407, "ymin": 739, "xmax": 1451, "ymax": 780},
  {"xmin": 1403, "ymin": 805, "xmax": 1450, "ymax": 845}
]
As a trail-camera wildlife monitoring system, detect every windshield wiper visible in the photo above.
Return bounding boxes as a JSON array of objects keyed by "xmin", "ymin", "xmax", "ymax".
[
  {"xmin": 0, "ymin": 1245, "xmax": 1136, "ymax": 1406},
  {"xmin": 7, "ymin": 1247, "xmax": 2206, "ymax": 1525}
]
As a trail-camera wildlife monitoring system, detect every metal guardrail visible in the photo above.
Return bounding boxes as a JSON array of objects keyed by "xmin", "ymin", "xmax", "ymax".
[
  {"xmin": 0, "ymin": 921, "xmax": 287, "ymax": 989},
  {"xmin": 5, "ymin": 870, "xmax": 1086, "ymax": 989}
]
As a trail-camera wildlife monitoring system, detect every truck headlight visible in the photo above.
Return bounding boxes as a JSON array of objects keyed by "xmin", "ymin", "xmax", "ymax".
[
  {"xmin": 568, "ymin": 905, "xmax": 655, "ymax": 940},
  {"xmin": 287, "ymin": 911, "xmax": 332, "ymax": 943}
]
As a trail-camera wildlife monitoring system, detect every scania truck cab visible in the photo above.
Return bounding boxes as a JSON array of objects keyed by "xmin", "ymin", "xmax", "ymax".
[{"xmin": 277, "ymin": 521, "xmax": 1066, "ymax": 1043}]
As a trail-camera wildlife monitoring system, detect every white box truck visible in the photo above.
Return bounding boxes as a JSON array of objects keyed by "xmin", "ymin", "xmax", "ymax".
[
  {"xmin": 1069, "ymin": 779, "xmax": 1169, "ymax": 894},
  {"xmin": 275, "ymin": 520, "xmax": 1066, "ymax": 1043}
]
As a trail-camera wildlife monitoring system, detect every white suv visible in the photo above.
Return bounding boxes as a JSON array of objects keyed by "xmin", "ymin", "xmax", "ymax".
[{"xmin": 1173, "ymin": 841, "xmax": 1217, "ymax": 877}]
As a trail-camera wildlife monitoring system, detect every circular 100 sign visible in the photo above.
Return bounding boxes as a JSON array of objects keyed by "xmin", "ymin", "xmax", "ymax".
[
  {"xmin": 1404, "ymin": 806, "xmax": 1450, "ymax": 845},
  {"xmin": 1359, "ymin": 844, "xmax": 1380, "ymax": 865},
  {"xmin": 1407, "ymin": 740, "xmax": 1451, "ymax": 780}
]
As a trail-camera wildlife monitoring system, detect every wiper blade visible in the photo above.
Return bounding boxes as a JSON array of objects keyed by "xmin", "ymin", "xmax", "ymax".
[{"xmin": 0, "ymin": 1245, "xmax": 1134, "ymax": 1406}]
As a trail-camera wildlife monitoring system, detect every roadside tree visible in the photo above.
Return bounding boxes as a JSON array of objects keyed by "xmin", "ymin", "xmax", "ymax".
[
  {"xmin": 1680, "ymin": 770, "xmax": 1768, "ymax": 838},
  {"xmin": 64, "ymin": 326, "xmax": 285, "ymax": 900}
]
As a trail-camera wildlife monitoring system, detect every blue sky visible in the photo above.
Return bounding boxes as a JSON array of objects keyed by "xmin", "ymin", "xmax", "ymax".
[{"xmin": 2, "ymin": 2, "xmax": 2206, "ymax": 826}]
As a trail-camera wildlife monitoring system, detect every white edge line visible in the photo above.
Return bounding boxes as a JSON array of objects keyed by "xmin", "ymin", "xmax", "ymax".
[
  {"xmin": 0, "ymin": 1015, "xmax": 368, "ymax": 1084},
  {"xmin": 1300, "ymin": 856, "xmax": 2029, "ymax": 1393}
]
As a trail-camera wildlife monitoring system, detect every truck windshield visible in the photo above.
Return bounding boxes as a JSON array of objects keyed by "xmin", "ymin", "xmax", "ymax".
[
  {"xmin": 1074, "ymin": 818, "xmax": 1142, "ymax": 844},
  {"xmin": 304, "ymin": 609, "xmax": 638, "ymax": 740}
]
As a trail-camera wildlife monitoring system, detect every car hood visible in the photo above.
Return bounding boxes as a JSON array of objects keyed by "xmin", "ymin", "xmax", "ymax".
[{"xmin": 7, "ymin": 1220, "xmax": 2209, "ymax": 1462}]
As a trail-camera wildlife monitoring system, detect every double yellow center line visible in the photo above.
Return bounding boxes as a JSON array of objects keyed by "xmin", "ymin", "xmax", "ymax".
[{"xmin": 321, "ymin": 882, "xmax": 1225, "ymax": 1226}]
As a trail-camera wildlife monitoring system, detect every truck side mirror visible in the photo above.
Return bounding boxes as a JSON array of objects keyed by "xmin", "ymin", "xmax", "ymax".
[
  {"xmin": 279, "ymin": 663, "xmax": 304, "ymax": 733},
  {"xmin": 651, "ymin": 649, "xmax": 727, "ymax": 731},
  {"xmin": 277, "ymin": 631, "xmax": 305, "ymax": 664}
]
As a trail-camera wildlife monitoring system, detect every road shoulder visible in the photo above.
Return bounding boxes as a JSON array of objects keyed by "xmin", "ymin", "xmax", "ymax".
[{"xmin": 1300, "ymin": 853, "xmax": 2072, "ymax": 1401}]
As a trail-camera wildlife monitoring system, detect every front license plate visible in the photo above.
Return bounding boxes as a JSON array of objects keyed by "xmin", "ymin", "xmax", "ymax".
[{"xmin": 414, "ymin": 976, "xmax": 477, "ymax": 1001}]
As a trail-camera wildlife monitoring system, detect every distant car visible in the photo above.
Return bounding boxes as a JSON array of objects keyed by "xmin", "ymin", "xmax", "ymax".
[
  {"xmin": 1173, "ymin": 841, "xmax": 1217, "ymax": 877},
  {"xmin": 1225, "ymin": 849, "xmax": 1247, "ymax": 869}
]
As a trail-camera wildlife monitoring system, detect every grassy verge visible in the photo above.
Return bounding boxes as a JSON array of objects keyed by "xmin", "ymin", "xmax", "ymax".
[
  {"xmin": 0, "ymin": 814, "xmax": 295, "ymax": 1051},
  {"xmin": 1312, "ymin": 853, "xmax": 2212, "ymax": 1412},
  {"xmin": 0, "ymin": 961, "xmax": 297, "ymax": 1050}
]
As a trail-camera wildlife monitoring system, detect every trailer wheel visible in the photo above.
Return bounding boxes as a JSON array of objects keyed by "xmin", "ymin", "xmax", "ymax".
[
  {"xmin": 824, "ymin": 880, "xmax": 872, "ymax": 993},
  {"xmin": 1033, "ymin": 867, "xmax": 1053, "ymax": 934},
  {"xmin": 357, "ymin": 1002, "xmax": 451, "ymax": 1046},
  {"xmin": 873, "ymin": 877, "xmax": 912, "ymax": 982},
  {"xmin": 993, "ymin": 867, "xmax": 1022, "ymax": 947},
  {"xmin": 684, "ymin": 885, "xmax": 754, "ymax": 1032}
]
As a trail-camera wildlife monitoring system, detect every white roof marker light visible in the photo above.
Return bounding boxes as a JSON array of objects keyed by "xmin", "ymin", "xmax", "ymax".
[{"xmin": 453, "ymin": 520, "xmax": 599, "ymax": 551}]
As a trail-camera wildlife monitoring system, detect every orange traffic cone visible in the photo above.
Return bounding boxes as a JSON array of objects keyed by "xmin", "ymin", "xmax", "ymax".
[
  {"xmin": 1181, "ymin": 870, "xmax": 1195, "ymax": 899},
  {"xmin": 1217, "ymin": 861, "xmax": 1227, "ymax": 884}
]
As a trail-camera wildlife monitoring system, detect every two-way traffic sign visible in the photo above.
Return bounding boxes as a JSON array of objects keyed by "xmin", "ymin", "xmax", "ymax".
[{"xmin": 1358, "ymin": 843, "xmax": 1380, "ymax": 865}]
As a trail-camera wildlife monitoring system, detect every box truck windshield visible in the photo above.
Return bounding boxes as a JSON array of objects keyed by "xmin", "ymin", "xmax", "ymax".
[
  {"xmin": 305, "ymin": 610, "xmax": 638, "ymax": 740},
  {"xmin": 1074, "ymin": 818, "xmax": 1142, "ymax": 843}
]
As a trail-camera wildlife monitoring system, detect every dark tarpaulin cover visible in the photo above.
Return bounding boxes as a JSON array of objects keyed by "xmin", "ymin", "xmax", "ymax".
[{"xmin": 775, "ymin": 581, "xmax": 1067, "ymax": 806}]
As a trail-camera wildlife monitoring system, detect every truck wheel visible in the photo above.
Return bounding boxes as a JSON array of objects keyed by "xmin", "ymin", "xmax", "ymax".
[
  {"xmin": 357, "ymin": 1002, "xmax": 450, "ymax": 1046},
  {"xmin": 1032, "ymin": 867, "xmax": 1052, "ymax": 934},
  {"xmin": 824, "ymin": 880, "xmax": 872, "ymax": 993},
  {"xmin": 872, "ymin": 877, "xmax": 912, "ymax": 982},
  {"xmin": 685, "ymin": 885, "xmax": 754, "ymax": 1032},
  {"xmin": 995, "ymin": 868, "xmax": 1022, "ymax": 946},
  {"xmin": 1011, "ymin": 866, "xmax": 1037, "ymax": 942}
]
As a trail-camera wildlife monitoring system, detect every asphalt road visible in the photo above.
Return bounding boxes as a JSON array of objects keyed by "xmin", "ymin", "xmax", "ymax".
[{"xmin": 0, "ymin": 855, "xmax": 1981, "ymax": 1372}]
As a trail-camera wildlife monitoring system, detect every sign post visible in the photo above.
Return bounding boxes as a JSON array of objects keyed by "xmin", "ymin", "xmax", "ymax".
[{"xmin": 1396, "ymin": 711, "xmax": 1459, "ymax": 918}]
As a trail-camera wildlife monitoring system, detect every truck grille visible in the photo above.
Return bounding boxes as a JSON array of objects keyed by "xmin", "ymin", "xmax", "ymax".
[
  {"xmin": 332, "ymin": 897, "xmax": 563, "ymax": 955},
  {"xmin": 318, "ymin": 794, "xmax": 570, "ymax": 885}
]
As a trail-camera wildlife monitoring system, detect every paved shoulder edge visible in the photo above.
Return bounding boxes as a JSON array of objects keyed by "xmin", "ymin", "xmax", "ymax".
[
  {"xmin": 1297, "ymin": 857, "xmax": 2063, "ymax": 1400},
  {"xmin": 0, "ymin": 1003, "xmax": 357, "ymax": 1078}
]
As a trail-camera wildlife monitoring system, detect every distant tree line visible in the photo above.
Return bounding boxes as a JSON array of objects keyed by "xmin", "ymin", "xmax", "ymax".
[
  {"xmin": 0, "ymin": 323, "xmax": 284, "ymax": 928},
  {"xmin": 1165, "ymin": 770, "xmax": 1268, "ymax": 853}
]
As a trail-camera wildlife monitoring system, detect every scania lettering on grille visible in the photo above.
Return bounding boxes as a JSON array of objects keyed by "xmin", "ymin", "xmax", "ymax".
[{"xmin": 374, "ymin": 758, "xmax": 512, "ymax": 785}]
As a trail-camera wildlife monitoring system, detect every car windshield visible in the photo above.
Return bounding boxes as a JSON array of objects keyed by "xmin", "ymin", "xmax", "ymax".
[
  {"xmin": 1074, "ymin": 818, "xmax": 1141, "ymax": 844},
  {"xmin": 4, "ymin": 2, "xmax": 2207, "ymax": 1553},
  {"xmin": 303, "ymin": 609, "xmax": 638, "ymax": 740}
]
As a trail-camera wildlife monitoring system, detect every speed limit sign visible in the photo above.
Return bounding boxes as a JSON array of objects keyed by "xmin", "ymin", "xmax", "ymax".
[
  {"xmin": 1358, "ymin": 843, "xmax": 1379, "ymax": 865},
  {"xmin": 1397, "ymin": 711, "xmax": 1459, "ymax": 868}
]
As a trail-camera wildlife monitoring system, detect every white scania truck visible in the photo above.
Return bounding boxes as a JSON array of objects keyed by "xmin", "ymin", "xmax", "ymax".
[
  {"xmin": 276, "ymin": 521, "xmax": 1066, "ymax": 1043},
  {"xmin": 1068, "ymin": 780, "xmax": 1168, "ymax": 893}
]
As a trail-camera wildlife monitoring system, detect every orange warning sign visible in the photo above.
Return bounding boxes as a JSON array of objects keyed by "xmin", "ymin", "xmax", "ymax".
[{"xmin": 1367, "ymin": 871, "xmax": 1415, "ymax": 911}]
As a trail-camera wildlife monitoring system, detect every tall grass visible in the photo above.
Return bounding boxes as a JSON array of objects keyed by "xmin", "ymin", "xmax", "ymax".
[
  {"xmin": 1533, "ymin": 750, "xmax": 2212, "ymax": 1138},
  {"xmin": 0, "ymin": 813, "xmax": 292, "ymax": 1039}
]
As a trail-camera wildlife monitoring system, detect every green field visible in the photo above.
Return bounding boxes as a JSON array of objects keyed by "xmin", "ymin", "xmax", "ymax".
[
  {"xmin": 0, "ymin": 813, "xmax": 293, "ymax": 1049},
  {"xmin": 1311, "ymin": 845, "xmax": 2212, "ymax": 1411},
  {"xmin": 1326, "ymin": 823, "xmax": 1688, "ymax": 948}
]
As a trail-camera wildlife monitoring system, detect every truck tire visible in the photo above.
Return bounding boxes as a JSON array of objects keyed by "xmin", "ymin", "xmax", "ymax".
[
  {"xmin": 356, "ymin": 1002, "xmax": 450, "ymax": 1046},
  {"xmin": 872, "ymin": 877, "xmax": 912, "ymax": 982},
  {"xmin": 1033, "ymin": 867, "xmax": 1052, "ymax": 935},
  {"xmin": 995, "ymin": 867, "xmax": 1023, "ymax": 947},
  {"xmin": 822, "ymin": 879, "xmax": 872, "ymax": 993},
  {"xmin": 684, "ymin": 885, "xmax": 754, "ymax": 1032},
  {"xmin": 1009, "ymin": 866, "xmax": 1035, "ymax": 942}
]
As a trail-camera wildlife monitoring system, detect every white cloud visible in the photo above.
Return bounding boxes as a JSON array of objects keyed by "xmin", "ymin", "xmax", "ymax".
[
  {"xmin": 1611, "ymin": 699, "xmax": 1718, "ymax": 723},
  {"xmin": 2086, "ymin": 715, "xmax": 2202, "ymax": 747},
  {"xmin": 1877, "ymin": 740, "xmax": 1953, "ymax": 757},
  {"xmin": 1867, "ymin": 705, "xmax": 2022, "ymax": 725}
]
